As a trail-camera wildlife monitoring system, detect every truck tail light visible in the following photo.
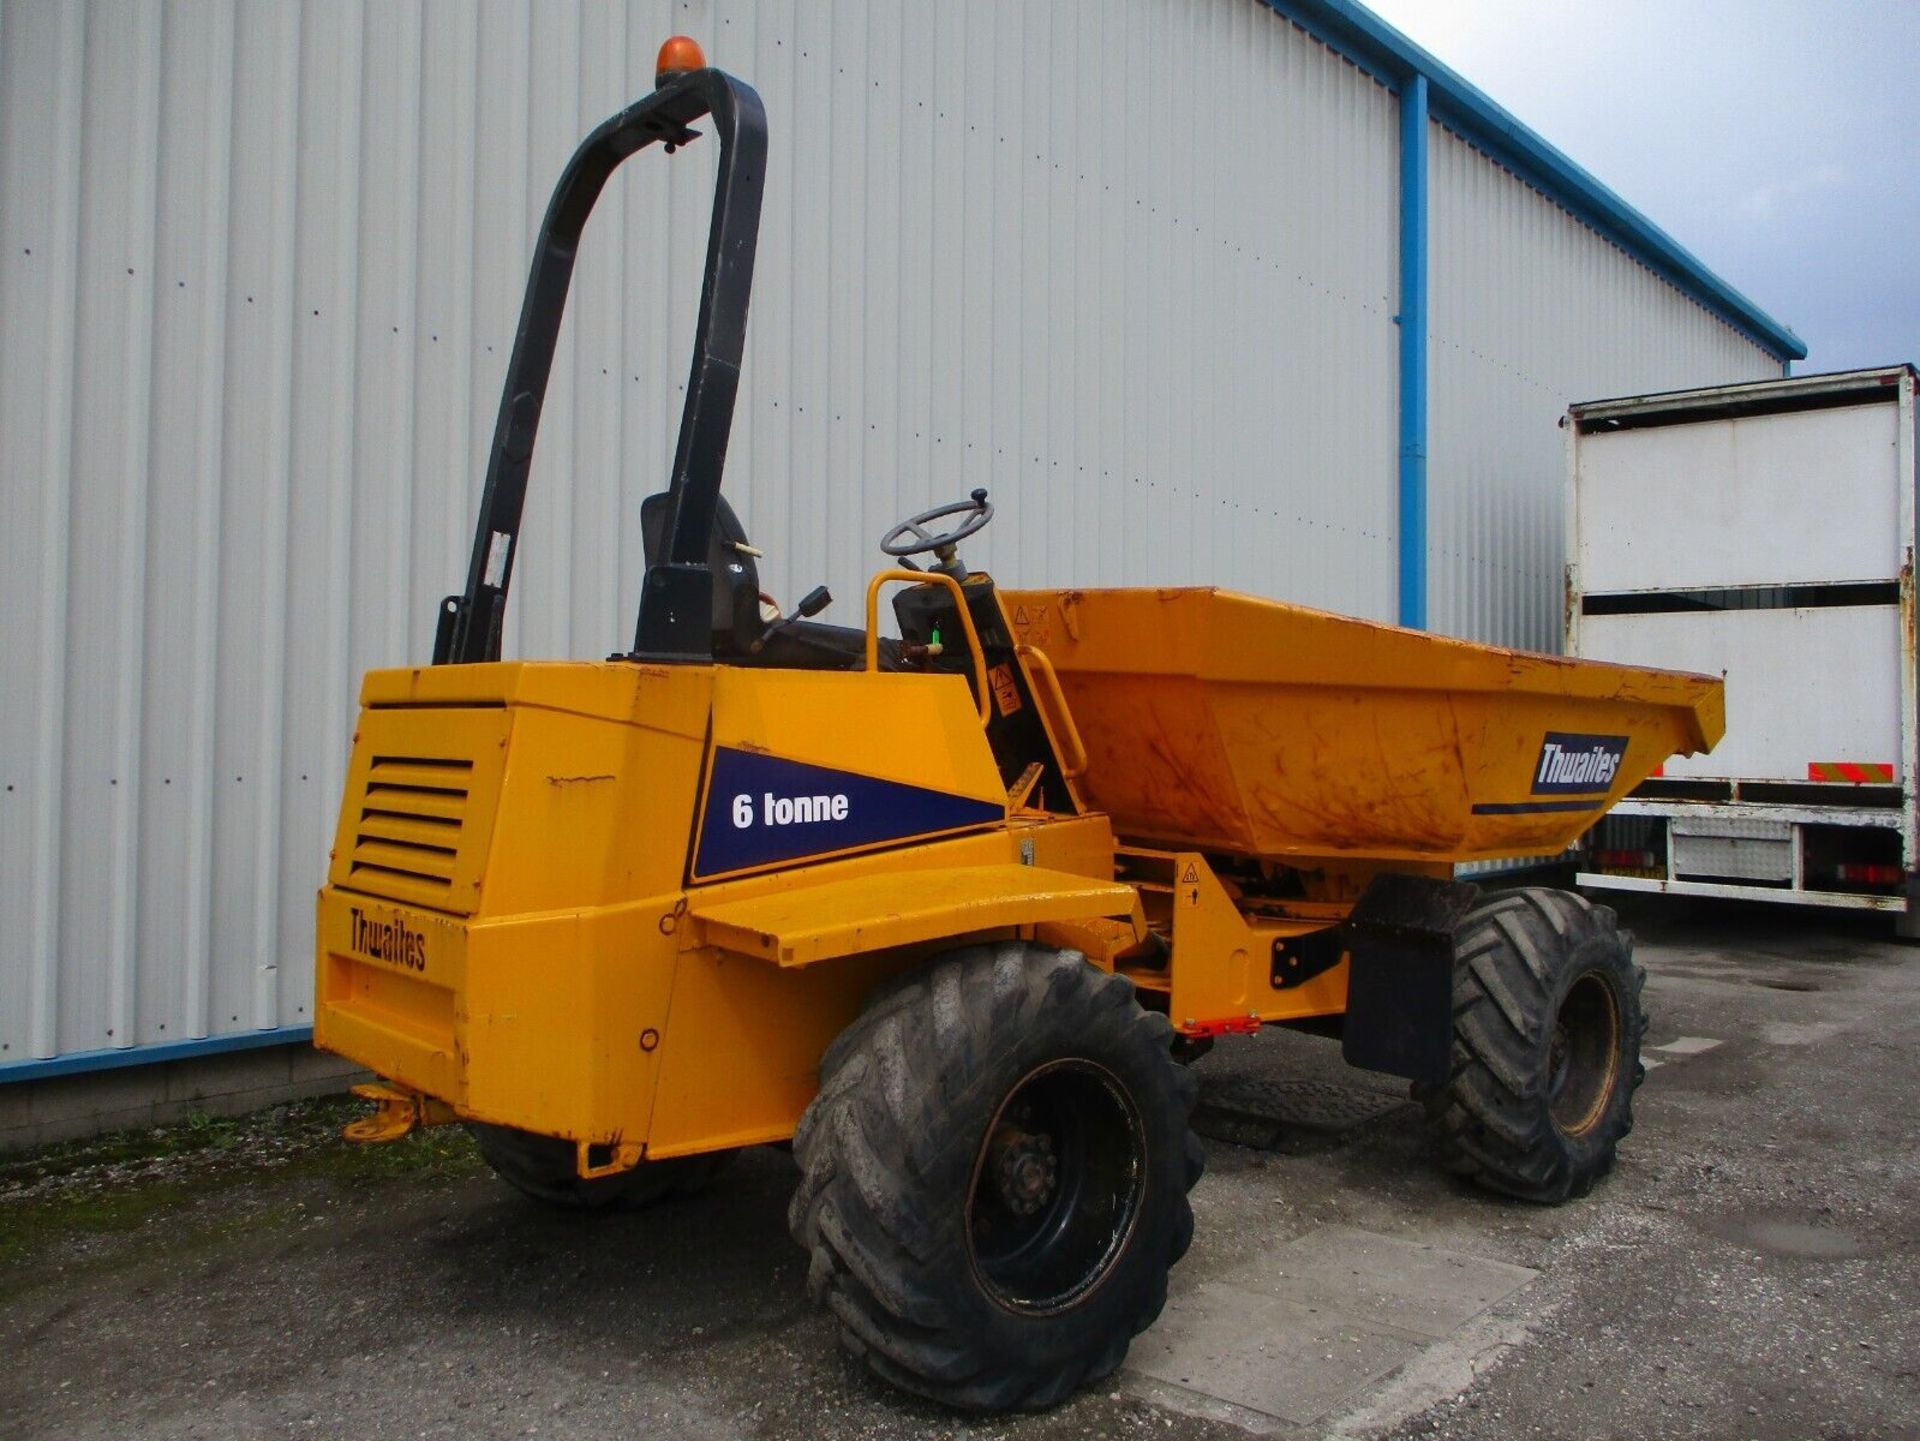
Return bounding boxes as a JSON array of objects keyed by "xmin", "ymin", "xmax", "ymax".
[
  {"xmin": 1595, "ymin": 849, "xmax": 1658, "ymax": 870},
  {"xmin": 1835, "ymin": 863, "xmax": 1903, "ymax": 886}
]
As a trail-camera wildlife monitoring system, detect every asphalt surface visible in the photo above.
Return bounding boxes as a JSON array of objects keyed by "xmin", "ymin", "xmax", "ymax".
[{"xmin": 2, "ymin": 893, "xmax": 1916, "ymax": 1439}]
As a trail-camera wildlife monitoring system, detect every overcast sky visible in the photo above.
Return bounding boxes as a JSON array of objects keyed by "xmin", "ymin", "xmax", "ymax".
[{"xmin": 1362, "ymin": 0, "xmax": 1917, "ymax": 373}]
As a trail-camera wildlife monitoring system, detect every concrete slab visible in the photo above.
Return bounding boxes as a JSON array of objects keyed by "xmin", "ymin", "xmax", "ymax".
[
  {"xmin": 0, "ymin": 1084, "xmax": 35, "ymax": 1132},
  {"xmin": 1125, "ymin": 1227, "xmax": 1536, "ymax": 1427},
  {"xmin": 30, "ymin": 1065, "xmax": 161, "ymax": 1123},
  {"xmin": 163, "ymin": 1046, "xmax": 295, "ymax": 1102},
  {"xmin": 1246, "ymin": 1226, "xmax": 1537, "ymax": 1341},
  {"xmin": 1758, "ymin": 1019, "xmax": 1844, "ymax": 1046},
  {"xmin": 1127, "ymin": 1283, "xmax": 1421, "ymax": 1427},
  {"xmin": 1, "ymin": 1047, "xmax": 366, "ymax": 1152},
  {"xmin": 1652, "ymin": 1035, "xmax": 1722, "ymax": 1055}
]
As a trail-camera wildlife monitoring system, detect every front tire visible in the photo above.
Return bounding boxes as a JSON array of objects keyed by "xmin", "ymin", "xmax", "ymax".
[
  {"xmin": 1417, "ymin": 888, "xmax": 1645, "ymax": 1203},
  {"xmin": 468, "ymin": 1123, "xmax": 736, "ymax": 1211},
  {"xmin": 789, "ymin": 942, "xmax": 1204, "ymax": 1411}
]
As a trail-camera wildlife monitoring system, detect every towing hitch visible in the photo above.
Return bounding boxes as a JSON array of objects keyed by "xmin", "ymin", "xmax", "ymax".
[{"xmin": 341, "ymin": 1083, "xmax": 457, "ymax": 1144}]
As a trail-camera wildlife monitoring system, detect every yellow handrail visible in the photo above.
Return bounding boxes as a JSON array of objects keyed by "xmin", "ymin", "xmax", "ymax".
[
  {"xmin": 864, "ymin": 570, "xmax": 992, "ymax": 726},
  {"xmin": 1015, "ymin": 643, "xmax": 1089, "ymax": 780}
]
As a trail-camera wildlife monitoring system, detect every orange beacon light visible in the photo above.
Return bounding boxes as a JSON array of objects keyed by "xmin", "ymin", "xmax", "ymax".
[{"xmin": 655, "ymin": 36, "xmax": 706, "ymax": 88}]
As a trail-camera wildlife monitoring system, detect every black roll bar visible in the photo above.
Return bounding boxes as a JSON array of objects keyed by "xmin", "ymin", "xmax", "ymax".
[{"xmin": 433, "ymin": 67, "xmax": 767, "ymax": 665}]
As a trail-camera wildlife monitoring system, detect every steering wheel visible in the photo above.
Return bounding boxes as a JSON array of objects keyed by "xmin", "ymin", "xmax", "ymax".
[{"xmin": 880, "ymin": 488, "xmax": 994, "ymax": 558}]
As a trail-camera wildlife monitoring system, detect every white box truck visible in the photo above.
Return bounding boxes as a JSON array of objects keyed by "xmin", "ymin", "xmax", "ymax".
[{"xmin": 1566, "ymin": 365, "xmax": 1920, "ymax": 931}]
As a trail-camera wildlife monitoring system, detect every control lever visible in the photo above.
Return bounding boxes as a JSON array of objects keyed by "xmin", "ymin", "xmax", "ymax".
[{"xmin": 749, "ymin": 585, "xmax": 832, "ymax": 653}]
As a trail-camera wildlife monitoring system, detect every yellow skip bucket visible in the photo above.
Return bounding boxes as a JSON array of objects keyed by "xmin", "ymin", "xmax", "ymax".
[{"xmin": 1000, "ymin": 587, "xmax": 1724, "ymax": 864}]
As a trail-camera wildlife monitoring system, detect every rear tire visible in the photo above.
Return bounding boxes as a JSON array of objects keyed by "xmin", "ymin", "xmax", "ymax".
[
  {"xmin": 468, "ymin": 1123, "xmax": 736, "ymax": 1211},
  {"xmin": 789, "ymin": 942, "xmax": 1204, "ymax": 1411},
  {"xmin": 1417, "ymin": 888, "xmax": 1645, "ymax": 1203}
]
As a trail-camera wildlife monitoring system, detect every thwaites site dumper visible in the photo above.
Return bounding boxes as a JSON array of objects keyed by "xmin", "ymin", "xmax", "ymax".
[{"xmin": 317, "ymin": 45, "xmax": 1725, "ymax": 1411}]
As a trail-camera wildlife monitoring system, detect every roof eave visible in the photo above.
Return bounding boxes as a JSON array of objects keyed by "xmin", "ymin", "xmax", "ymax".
[{"xmin": 1259, "ymin": 0, "xmax": 1808, "ymax": 362}]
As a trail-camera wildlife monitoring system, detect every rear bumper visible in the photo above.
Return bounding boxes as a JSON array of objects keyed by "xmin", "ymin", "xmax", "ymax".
[
  {"xmin": 1576, "ymin": 872, "xmax": 1909, "ymax": 912},
  {"xmin": 313, "ymin": 887, "xmax": 679, "ymax": 1149},
  {"xmin": 314, "ymin": 891, "xmax": 469, "ymax": 1108}
]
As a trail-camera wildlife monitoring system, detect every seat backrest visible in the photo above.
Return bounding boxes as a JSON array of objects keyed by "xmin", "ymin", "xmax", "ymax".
[{"xmin": 639, "ymin": 492, "xmax": 765, "ymax": 655}]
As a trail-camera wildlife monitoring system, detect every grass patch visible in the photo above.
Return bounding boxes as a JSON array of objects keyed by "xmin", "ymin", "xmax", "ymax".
[
  {"xmin": 0, "ymin": 1182, "xmax": 195, "ymax": 1270},
  {"xmin": 303, "ymin": 1115, "xmax": 485, "ymax": 1186},
  {"xmin": 0, "ymin": 1109, "xmax": 251, "ymax": 1186},
  {"xmin": 0, "ymin": 1094, "xmax": 487, "ymax": 1276}
]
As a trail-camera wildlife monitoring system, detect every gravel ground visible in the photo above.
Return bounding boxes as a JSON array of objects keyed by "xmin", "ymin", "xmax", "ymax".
[{"xmin": 2, "ymin": 893, "xmax": 1916, "ymax": 1439}]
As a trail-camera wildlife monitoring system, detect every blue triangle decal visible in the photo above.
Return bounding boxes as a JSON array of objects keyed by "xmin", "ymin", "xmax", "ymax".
[{"xmin": 694, "ymin": 747, "xmax": 1006, "ymax": 878}]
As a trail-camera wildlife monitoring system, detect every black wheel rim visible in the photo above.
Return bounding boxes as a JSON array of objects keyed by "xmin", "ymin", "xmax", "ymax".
[
  {"xmin": 965, "ymin": 1058, "xmax": 1147, "ymax": 1315},
  {"xmin": 1548, "ymin": 971, "xmax": 1622, "ymax": 1137}
]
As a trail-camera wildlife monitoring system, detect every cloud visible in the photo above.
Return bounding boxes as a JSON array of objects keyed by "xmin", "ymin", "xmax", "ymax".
[{"xmin": 1737, "ymin": 164, "xmax": 1849, "ymax": 220}]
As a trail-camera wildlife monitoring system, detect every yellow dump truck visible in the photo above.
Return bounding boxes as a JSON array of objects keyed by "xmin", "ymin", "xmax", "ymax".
[{"xmin": 316, "ymin": 45, "xmax": 1724, "ymax": 1412}]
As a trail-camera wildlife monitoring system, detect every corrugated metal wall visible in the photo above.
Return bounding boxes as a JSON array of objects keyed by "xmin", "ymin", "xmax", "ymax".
[
  {"xmin": 1426, "ymin": 124, "xmax": 1777, "ymax": 650},
  {"xmin": 2, "ymin": 0, "xmax": 1413, "ymax": 1066}
]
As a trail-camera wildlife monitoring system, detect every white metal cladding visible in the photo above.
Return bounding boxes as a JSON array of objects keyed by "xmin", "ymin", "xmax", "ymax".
[
  {"xmin": 1580, "ymin": 607, "xmax": 1906, "ymax": 784},
  {"xmin": 0, "ymin": 0, "xmax": 1405, "ymax": 1065},
  {"xmin": 1425, "ymin": 123, "xmax": 1781, "ymax": 652},
  {"xmin": 1574, "ymin": 403, "xmax": 1904, "ymax": 593}
]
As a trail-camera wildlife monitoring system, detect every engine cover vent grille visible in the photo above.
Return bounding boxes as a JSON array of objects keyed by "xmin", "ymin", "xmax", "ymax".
[
  {"xmin": 329, "ymin": 709, "xmax": 512, "ymax": 914},
  {"xmin": 350, "ymin": 755, "xmax": 474, "ymax": 894}
]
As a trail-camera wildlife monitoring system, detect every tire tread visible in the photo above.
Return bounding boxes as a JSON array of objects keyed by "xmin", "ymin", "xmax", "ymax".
[
  {"xmin": 1419, "ymin": 887, "xmax": 1645, "ymax": 1204},
  {"xmin": 789, "ymin": 944, "xmax": 1201, "ymax": 1410}
]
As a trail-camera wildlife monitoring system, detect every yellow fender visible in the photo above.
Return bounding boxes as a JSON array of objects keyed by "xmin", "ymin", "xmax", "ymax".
[{"xmin": 690, "ymin": 863, "xmax": 1140, "ymax": 968}]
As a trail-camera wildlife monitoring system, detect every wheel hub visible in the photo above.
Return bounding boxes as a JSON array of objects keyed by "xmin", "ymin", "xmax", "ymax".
[
  {"xmin": 965, "ymin": 1058, "xmax": 1147, "ymax": 1315},
  {"xmin": 991, "ymin": 1128, "xmax": 1059, "ymax": 1216},
  {"xmin": 1549, "ymin": 972, "xmax": 1622, "ymax": 1137}
]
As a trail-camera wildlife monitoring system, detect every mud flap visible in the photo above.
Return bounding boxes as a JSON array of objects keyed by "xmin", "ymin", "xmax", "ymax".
[
  {"xmin": 1339, "ymin": 874, "xmax": 1482, "ymax": 1085},
  {"xmin": 1897, "ymin": 872, "xmax": 1920, "ymax": 942}
]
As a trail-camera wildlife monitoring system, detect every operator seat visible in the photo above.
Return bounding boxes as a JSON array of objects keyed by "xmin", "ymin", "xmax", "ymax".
[
  {"xmin": 639, "ymin": 491, "xmax": 766, "ymax": 657},
  {"xmin": 638, "ymin": 492, "xmax": 894, "ymax": 671}
]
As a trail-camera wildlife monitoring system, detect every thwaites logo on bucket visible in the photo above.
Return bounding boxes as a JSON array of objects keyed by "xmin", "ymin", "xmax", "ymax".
[{"xmin": 1531, "ymin": 732, "xmax": 1628, "ymax": 796}]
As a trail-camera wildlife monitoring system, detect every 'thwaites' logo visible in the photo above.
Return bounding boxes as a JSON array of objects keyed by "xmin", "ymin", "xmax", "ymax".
[
  {"xmin": 349, "ymin": 906, "xmax": 428, "ymax": 971},
  {"xmin": 1531, "ymin": 732, "xmax": 1628, "ymax": 796}
]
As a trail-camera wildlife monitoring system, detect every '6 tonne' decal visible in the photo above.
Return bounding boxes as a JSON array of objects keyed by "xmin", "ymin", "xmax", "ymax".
[{"xmin": 696, "ymin": 747, "xmax": 1002, "ymax": 876}]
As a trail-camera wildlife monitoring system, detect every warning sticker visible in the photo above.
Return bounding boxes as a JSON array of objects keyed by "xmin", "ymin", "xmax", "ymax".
[
  {"xmin": 988, "ymin": 663, "xmax": 1023, "ymax": 718},
  {"xmin": 1180, "ymin": 863, "xmax": 1199, "ymax": 884},
  {"xmin": 1809, "ymin": 761, "xmax": 1896, "ymax": 784}
]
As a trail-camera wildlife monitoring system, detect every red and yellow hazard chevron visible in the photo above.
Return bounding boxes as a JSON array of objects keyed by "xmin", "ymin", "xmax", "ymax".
[{"xmin": 1808, "ymin": 761, "xmax": 1896, "ymax": 784}]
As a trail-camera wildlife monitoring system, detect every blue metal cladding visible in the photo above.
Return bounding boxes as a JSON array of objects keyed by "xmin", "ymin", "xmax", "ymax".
[
  {"xmin": 0, "ymin": 1025, "xmax": 314, "ymax": 1085},
  {"xmin": 1397, "ymin": 73, "xmax": 1430, "ymax": 630}
]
